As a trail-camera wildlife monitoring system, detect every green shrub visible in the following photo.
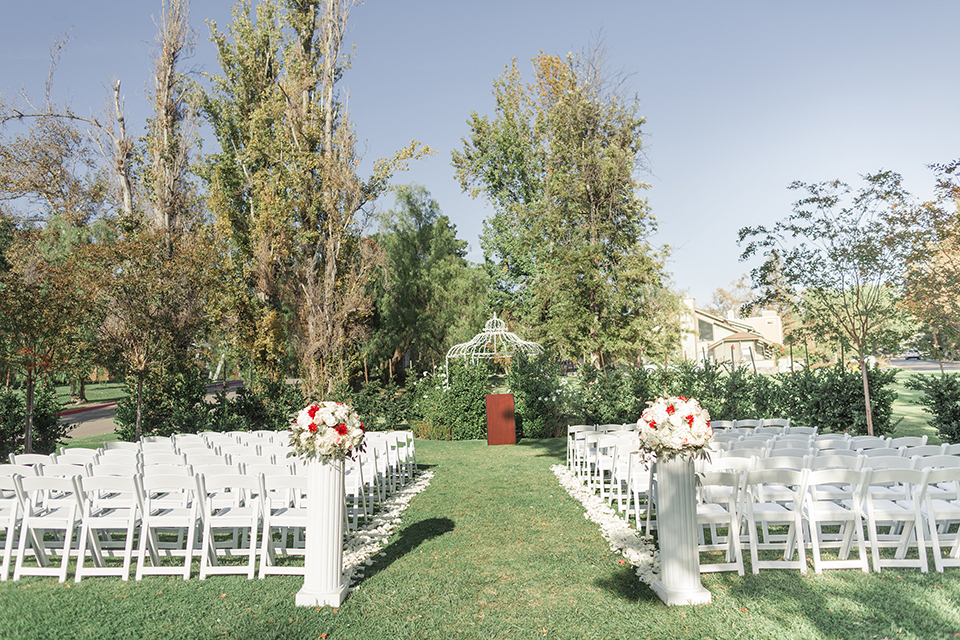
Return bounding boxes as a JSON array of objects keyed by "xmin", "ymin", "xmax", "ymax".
[
  {"xmin": 0, "ymin": 379, "xmax": 67, "ymax": 458},
  {"xmin": 507, "ymin": 351, "xmax": 564, "ymax": 438},
  {"xmin": 905, "ymin": 373, "xmax": 960, "ymax": 442},
  {"xmin": 114, "ymin": 369, "xmax": 208, "ymax": 440}
]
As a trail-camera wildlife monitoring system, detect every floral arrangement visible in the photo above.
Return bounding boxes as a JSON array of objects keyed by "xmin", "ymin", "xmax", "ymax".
[
  {"xmin": 289, "ymin": 401, "xmax": 366, "ymax": 462},
  {"xmin": 636, "ymin": 396, "xmax": 713, "ymax": 461}
]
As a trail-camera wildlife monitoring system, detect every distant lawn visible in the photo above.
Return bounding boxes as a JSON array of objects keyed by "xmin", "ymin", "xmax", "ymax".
[
  {"xmin": 54, "ymin": 381, "xmax": 127, "ymax": 407},
  {"xmin": 5, "ymin": 438, "xmax": 960, "ymax": 639},
  {"xmin": 889, "ymin": 368, "xmax": 941, "ymax": 443}
]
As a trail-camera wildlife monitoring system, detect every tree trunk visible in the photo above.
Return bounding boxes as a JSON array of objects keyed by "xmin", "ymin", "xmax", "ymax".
[
  {"xmin": 136, "ymin": 376, "xmax": 144, "ymax": 442},
  {"xmin": 860, "ymin": 356, "xmax": 874, "ymax": 437},
  {"xmin": 24, "ymin": 368, "xmax": 35, "ymax": 454}
]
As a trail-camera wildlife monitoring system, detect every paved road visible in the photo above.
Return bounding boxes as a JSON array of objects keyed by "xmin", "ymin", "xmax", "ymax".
[
  {"xmin": 889, "ymin": 358, "xmax": 960, "ymax": 373},
  {"xmin": 60, "ymin": 381, "xmax": 244, "ymax": 440}
]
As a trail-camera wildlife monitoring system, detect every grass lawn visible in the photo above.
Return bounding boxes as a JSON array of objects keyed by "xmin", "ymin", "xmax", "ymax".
[
  {"xmin": 4, "ymin": 438, "xmax": 960, "ymax": 640},
  {"xmin": 889, "ymin": 369, "xmax": 941, "ymax": 443},
  {"xmin": 54, "ymin": 381, "xmax": 128, "ymax": 408}
]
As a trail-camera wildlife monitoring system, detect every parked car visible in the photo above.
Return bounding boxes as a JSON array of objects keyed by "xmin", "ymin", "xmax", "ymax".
[{"xmin": 904, "ymin": 348, "xmax": 922, "ymax": 360}]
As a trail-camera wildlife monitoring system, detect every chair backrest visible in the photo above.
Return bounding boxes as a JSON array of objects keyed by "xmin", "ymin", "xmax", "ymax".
[
  {"xmin": 889, "ymin": 436, "xmax": 928, "ymax": 448},
  {"xmin": 703, "ymin": 454, "xmax": 755, "ymax": 473},
  {"xmin": 903, "ymin": 445, "xmax": 947, "ymax": 458},
  {"xmin": 805, "ymin": 467, "xmax": 868, "ymax": 503},
  {"xmin": 733, "ymin": 437, "xmax": 773, "ymax": 448},
  {"xmin": 807, "ymin": 454, "xmax": 862, "ymax": 471},
  {"xmin": 860, "ymin": 447, "xmax": 904, "ymax": 459},
  {"xmin": 141, "ymin": 451, "xmax": 188, "ymax": 466},
  {"xmin": 850, "ymin": 435, "xmax": 890, "ymax": 450},
  {"xmin": 37, "ymin": 462, "xmax": 92, "ymax": 477},
  {"xmin": 15, "ymin": 473, "xmax": 84, "ymax": 512},
  {"xmin": 812, "ymin": 447, "xmax": 859, "ymax": 458},
  {"xmin": 90, "ymin": 461, "xmax": 142, "ymax": 476},
  {"xmin": 141, "ymin": 463, "xmax": 194, "ymax": 477},
  {"xmin": 138, "ymin": 473, "xmax": 197, "ymax": 512},
  {"xmin": 743, "ymin": 467, "xmax": 807, "ymax": 506},
  {"xmin": 196, "ymin": 472, "xmax": 260, "ymax": 511},
  {"xmin": 785, "ymin": 426, "xmax": 817, "ymax": 436},
  {"xmin": 8, "ymin": 453, "xmax": 54, "ymax": 466},
  {"xmin": 754, "ymin": 427, "xmax": 785, "ymax": 437},
  {"xmin": 734, "ymin": 419, "xmax": 762, "ymax": 429},
  {"xmin": 97, "ymin": 449, "xmax": 142, "ymax": 465},
  {"xmin": 924, "ymin": 466, "xmax": 960, "ymax": 500},
  {"xmin": 56, "ymin": 447, "xmax": 100, "ymax": 461},
  {"xmin": 918, "ymin": 455, "xmax": 960, "ymax": 470},
  {"xmin": 860, "ymin": 455, "xmax": 916, "ymax": 470},
  {"xmin": 54, "ymin": 452, "xmax": 99, "ymax": 467},
  {"xmin": 813, "ymin": 437, "xmax": 851, "ymax": 451},
  {"xmin": 720, "ymin": 447, "xmax": 767, "ymax": 459},
  {"xmin": 865, "ymin": 467, "xmax": 927, "ymax": 496},
  {"xmin": 103, "ymin": 441, "xmax": 140, "ymax": 452},
  {"xmin": 755, "ymin": 456, "xmax": 807, "ymax": 471},
  {"xmin": 942, "ymin": 443, "xmax": 960, "ymax": 456},
  {"xmin": 0, "ymin": 464, "xmax": 39, "ymax": 477},
  {"xmin": 710, "ymin": 420, "xmax": 735, "ymax": 430},
  {"xmin": 761, "ymin": 418, "xmax": 791, "ymax": 429}
]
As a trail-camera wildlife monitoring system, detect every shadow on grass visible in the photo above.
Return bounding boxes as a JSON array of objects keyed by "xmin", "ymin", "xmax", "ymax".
[
  {"xmin": 358, "ymin": 516, "xmax": 456, "ymax": 582},
  {"xmin": 516, "ymin": 438, "xmax": 566, "ymax": 461},
  {"xmin": 595, "ymin": 566, "xmax": 661, "ymax": 604}
]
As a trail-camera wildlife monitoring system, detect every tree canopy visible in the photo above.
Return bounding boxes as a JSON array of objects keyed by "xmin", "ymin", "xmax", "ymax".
[{"xmin": 452, "ymin": 48, "xmax": 678, "ymax": 365}]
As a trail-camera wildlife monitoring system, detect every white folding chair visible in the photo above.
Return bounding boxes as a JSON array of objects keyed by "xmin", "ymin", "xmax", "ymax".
[
  {"xmin": 742, "ymin": 468, "xmax": 808, "ymax": 574},
  {"xmin": 135, "ymin": 474, "xmax": 199, "ymax": 580},
  {"xmin": 802, "ymin": 468, "xmax": 870, "ymax": 573},
  {"xmin": 258, "ymin": 473, "xmax": 308, "ymax": 578},
  {"xmin": 862, "ymin": 467, "xmax": 929, "ymax": 574},
  {"xmin": 922, "ymin": 466, "xmax": 960, "ymax": 572},
  {"xmin": 75, "ymin": 474, "xmax": 140, "ymax": 581},
  {"xmin": 0, "ymin": 475, "xmax": 21, "ymax": 581},
  {"xmin": 13, "ymin": 474, "xmax": 84, "ymax": 582},
  {"xmin": 890, "ymin": 436, "xmax": 928, "ymax": 449},
  {"xmin": 697, "ymin": 470, "xmax": 745, "ymax": 575},
  {"xmin": 195, "ymin": 472, "xmax": 260, "ymax": 579}
]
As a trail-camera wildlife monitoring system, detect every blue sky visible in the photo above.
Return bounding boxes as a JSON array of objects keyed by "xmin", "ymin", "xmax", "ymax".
[{"xmin": 2, "ymin": 1, "xmax": 958, "ymax": 306}]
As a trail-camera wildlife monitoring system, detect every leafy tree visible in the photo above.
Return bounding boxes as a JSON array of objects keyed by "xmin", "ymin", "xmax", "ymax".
[
  {"xmin": 0, "ymin": 232, "xmax": 97, "ymax": 451},
  {"xmin": 902, "ymin": 161, "xmax": 960, "ymax": 368},
  {"xmin": 203, "ymin": 0, "xmax": 429, "ymax": 394},
  {"xmin": 453, "ymin": 47, "xmax": 677, "ymax": 365},
  {"xmin": 366, "ymin": 185, "xmax": 484, "ymax": 377},
  {"xmin": 739, "ymin": 171, "xmax": 918, "ymax": 435},
  {"xmin": 706, "ymin": 274, "xmax": 753, "ymax": 318}
]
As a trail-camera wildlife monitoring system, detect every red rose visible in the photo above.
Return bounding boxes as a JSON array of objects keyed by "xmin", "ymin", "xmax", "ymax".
[
  {"xmin": 649, "ymin": 420, "xmax": 657, "ymax": 430},
  {"xmin": 359, "ymin": 422, "xmax": 366, "ymax": 433},
  {"xmin": 336, "ymin": 423, "xmax": 348, "ymax": 436},
  {"xmin": 685, "ymin": 415, "xmax": 694, "ymax": 427},
  {"xmin": 666, "ymin": 405, "xmax": 676, "ymax": 415},
  {"xmin": 307, "ymin": 404, "xmax": 319, "ymax": 419},
  {"xmin": 308, "ymin": 423, "xmax": 318, "ymax": 433}
]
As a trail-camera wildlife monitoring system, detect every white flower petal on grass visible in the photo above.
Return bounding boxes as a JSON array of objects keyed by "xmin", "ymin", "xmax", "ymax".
[{"xmin": 552, "ymin": 464, "xmax": 660, "ymax": 586}]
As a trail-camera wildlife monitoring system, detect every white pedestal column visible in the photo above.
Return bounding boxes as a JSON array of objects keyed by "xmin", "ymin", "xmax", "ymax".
[
  {"xmin": 296, "ymin": 457, "xmax": 349, "ymax": 608},
  {"xmin": 651, "ymin": 454, "xmax": 712, "ymax": 606}
]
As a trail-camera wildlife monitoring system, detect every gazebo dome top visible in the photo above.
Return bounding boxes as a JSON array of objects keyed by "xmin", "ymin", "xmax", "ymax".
[{"xmin": 445, "ymin": 314, "xmax": 543, "ymax": 365}]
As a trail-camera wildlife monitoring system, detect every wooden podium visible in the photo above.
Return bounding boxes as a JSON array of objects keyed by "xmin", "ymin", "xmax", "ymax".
[{"xmin": 485, "ymin": 394, "xmax": 516, "ymax": 445}]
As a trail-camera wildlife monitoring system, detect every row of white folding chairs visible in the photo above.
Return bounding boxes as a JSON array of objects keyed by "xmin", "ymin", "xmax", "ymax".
[
  {"xmin": 710, "ymin": 418, "xmax": 792, "ymax": 430},
  {"xmin": 0, "ymin": 468, "xmax": 348, "ymax": 582},
  {"xmin": 692, "ymin": 462, "xmax": 960, "ymax": 576},
  {"xmin": 2, "ymin": 453, "xmax": 371, "ymax": 537},
  {"xmin": 0, "ymin": 439, "xmax": 422, "ymax": 583}
]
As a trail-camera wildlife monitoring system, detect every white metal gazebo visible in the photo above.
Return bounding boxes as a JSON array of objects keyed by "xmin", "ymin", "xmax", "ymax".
[{"xmin": 445, "ymin": 315, "xmax": 543, "ymax": 375}]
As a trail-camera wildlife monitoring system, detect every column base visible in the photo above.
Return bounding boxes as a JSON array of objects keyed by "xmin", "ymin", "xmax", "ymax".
[
  {"xmin": 651, "ymin": 579, "xmax": 712, "ymax": 607},
  {"xmin": 295, "ymin": 582, "xmax": 349, "ymax": 608}
]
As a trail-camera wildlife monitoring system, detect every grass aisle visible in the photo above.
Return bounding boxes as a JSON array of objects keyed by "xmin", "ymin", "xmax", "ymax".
[{"xmin": 4, "ymin": 439, "xmax": 960, "ymax": 639}]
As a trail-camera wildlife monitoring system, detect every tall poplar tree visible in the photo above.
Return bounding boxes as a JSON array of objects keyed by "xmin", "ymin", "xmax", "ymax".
[{"xmin": 203, "ymin": 0, "xmax": 428, "ymax": 394}]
